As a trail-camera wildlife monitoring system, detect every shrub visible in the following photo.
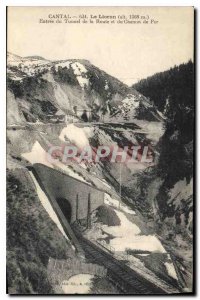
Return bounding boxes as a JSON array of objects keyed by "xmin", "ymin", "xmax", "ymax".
[{"xmin": 96, "ymin": 205, "xmax": 120, "ymax": 226}]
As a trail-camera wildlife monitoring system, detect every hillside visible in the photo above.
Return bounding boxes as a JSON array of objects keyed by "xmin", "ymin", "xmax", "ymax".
[
  {"xmin": 131, "ymin": 61, "xmax": 194, "ymax": 289},
  {"xmin": 133, "ymin": 61, "xmax": 194, "ymax": 114},
  {"xmin": 7, "ymin": 52, "xmax": 162, "ymax": 125},
  {"xmin": 7, "ymin": 168, "xmax": 73, "ymax": 294},
  {"xmin": 7, "ymin": 54, "xmax": 194, "ymax": 293},
  {"xmin": 133, "ymin": 61, "xmax": 194, "ymax": 189}
]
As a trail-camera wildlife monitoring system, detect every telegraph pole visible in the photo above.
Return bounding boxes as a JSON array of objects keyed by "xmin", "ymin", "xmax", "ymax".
[
  {"xmin": 76, "ymin": 194, "xmax": 79, "ymax": 221},
  {"xmin": 87, "ymin": 193, "xmax": 91, "ymax": 229},
  {"xmin": 119, "ymin": 163, "xmax": 121, "ymax": 209}
]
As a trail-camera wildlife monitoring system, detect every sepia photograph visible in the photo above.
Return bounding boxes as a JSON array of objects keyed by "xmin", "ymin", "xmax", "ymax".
[{"xmin": 6, "ymin": 6, "xmax": 194, "ymax": 295}]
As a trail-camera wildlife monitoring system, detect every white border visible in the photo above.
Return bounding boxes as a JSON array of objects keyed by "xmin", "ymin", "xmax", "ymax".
[{"xmin": 0, "ymin": 0, "xmax": 199, "ymax": 299}]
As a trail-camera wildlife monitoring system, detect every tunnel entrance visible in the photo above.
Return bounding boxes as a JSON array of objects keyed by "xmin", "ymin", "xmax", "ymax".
[{"xmin": 57, "ymin": 197, "xmax": 72, "ymax": 223}]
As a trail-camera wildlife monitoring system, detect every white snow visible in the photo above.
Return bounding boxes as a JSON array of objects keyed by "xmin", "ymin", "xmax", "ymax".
[
  {"xmin": 71, "ymin": 62, "xmax": 87, "ymax": 74},
  {"xmin": 54, "ymin": 61, "xmax": 89, "ymax": 88},
  {"xmin": 134, "ymin": 120, "xmax": 164, "ymax": 143},
  {"xmin": 82, "ymin": 127, "xmax": 94, "ymax": 138},
  {"xmin": 61, "ymin": 274, "xmax": 94, "ymax": 294},
  {"xmin": 54, "ymin": 61, "xmax": 71, "ymax": 71},
  {"xmin": 109, "ymin": 94, "xmax": 144, "ymax": 122},
  {"xmin": 55, "ymin": 161, "xmax": 90, "ymax": 184},
  {"xmin": 29, "ymin": 171, "xmax": 69, "ymax": 240},
  {"xmin": 21, "ymin": 141, "xmax": 90, "ymax": 184},
  {"xmin": 95, "ymin": 178, "xmax": 111, "ymax": 189},
  {"xmin": 76, "ymin": 76, "xmax": 89, "ymax": 88},
  {"xmin": 21, "ymin": 141, "xmax": 53, "ymax": 167},
  {"xmin": 157, "ymin": 109, "xmax": 166, "ymax": 120},
  {"xmin": 8, "ymin": 53, "xmax": 51, "ymax": 78},
  {"xmin": 104, "ymin": 193, "xmax": 135, "ymax": 215},
  {"xmin": 71, "ymin": 62, "xmax": 89, "ymax": 88},
  {"xmin": 112, "ymin": 94, "xmax": 140, "ymax": 121},
  {"xmin": 164, "ymin": 262, "xmax": 178, "ymax": 280},
  {"xmin": 122, "ymin": 95, "xmax": 140, "ymax": 110},
  {"xmin": 35, "ymin": 120, "xmax": 44, "ymax": 125},
  {"xmin": 102, "ymin": 209, "xmax": 166, "ymax": 253},
  {"xmin": 59, "ymin": 124, "xmax": 90, "ymax": 148},
  {"xmin": 104, "ymin": 80, "xmax": 109, "ymax": 90}
]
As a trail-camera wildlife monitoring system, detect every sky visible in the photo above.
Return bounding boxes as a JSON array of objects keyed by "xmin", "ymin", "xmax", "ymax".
[{"xmin": 7, "ymin": 6, "xmax": 194, "ymax": 85}]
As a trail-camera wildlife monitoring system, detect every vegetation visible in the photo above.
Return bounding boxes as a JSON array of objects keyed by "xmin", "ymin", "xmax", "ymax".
[
  {"xmin": 156, "ymin": 62, "xmax": 194, "ymax": 188},
  {"xmin": 132, "ymin": 61, "xmax": 194, "ymax": 238},
  {"xmin": 7, "ymin": 169, "xmax": 72, "ymax": 294},
  {"xmin": 96, "ymin": 205, "xmax": 121, "ymax": 226},
  {"xmin": 52, "ymin": 65, "xmax": 79, "ymax": 86},
  {"xmin": 133, "ymin": 61, "xmax": 194, "ymax": 187},
  {"xmin": 90, "ymin": 276, "xmax": 122, "ymax": 294},
  {"xmin": 133, "ymin": 60, "xmax": 194, "ymax": 113},
  {"xmin": 7, "ymin": 78, "xmax": 24, "ymax": 98}
]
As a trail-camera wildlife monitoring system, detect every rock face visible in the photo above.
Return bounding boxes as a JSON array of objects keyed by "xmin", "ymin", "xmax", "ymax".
[
  {"xmin": 7, "ymin": 52, "xmax": 163, "ymax": 125},
  {"xmin": 7, "ymin": 90, "xmax": 26, "ymax": 125}
]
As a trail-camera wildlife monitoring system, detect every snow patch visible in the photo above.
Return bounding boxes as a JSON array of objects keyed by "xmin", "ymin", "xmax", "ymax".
[
  {"xmin": 82, "ymin": 127, "xmax": 94, "ymax": 138},
  {"xmin": 104, "ymin": 80, "xmax": 109, "ymax": 90},
  {"xmin": 54, "ymin": 61, "xmax": 71, "ymax": 71},
  {"xmin": 157, "ymin": 109, "xmax": 166, "ymax": 120},
  {"xmin": 22, "ymin": 141, "xmax": 90, "ymax": 184},
  {"xmin": 21, "ymin": 141, "xmax": 53, "ymax": 167},
  {"xmin": 54, "ymin": 162, "xmax": 90, "ymax": 184},
  {"xmin": 29, "ymin": 171, "xmax": 69, "ymax": 240},
  {"xmin": 76, "ymin": 76, "xmax": 89, "ymax": 88},
  {"xmin": 134, "ymin": 120, "xmax": 164, "ymax": 143},
  {"xmin": 54, "ymin": 61, "xmax": 89, "ymax": 88},
  {"xmin": 95, "ymin": 178, "xmax": 111, "ymax": 189},
  {"xmin": 71, "ymin": 62, "xmax": 89, "ymax": 89},
  {"xmin": 59, "ymin": 124, "xmax": 90, "ymax": 148},
  {"xmin": 104, "ymin": 193, "xmax": 135, "ymax": 215},
  {"xmin": 164, "ymin": 262, "xmax": 178, "ymax": 280},
  {"xmin": 71, "ymin": 62, "xmax": 87, "ymax": 74},
  {"xmin": 112, "ymin": 94, "xmax": 140, "ymax": 121},
  {"xmin": 102, "ymin": 209, "xmax": 166, "ymax": 253}
]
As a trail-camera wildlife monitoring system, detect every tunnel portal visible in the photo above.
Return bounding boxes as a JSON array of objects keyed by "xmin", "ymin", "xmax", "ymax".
[
  {"xmin": 57, "ymin": 197, "xmax": 72, "ymax": 223},
  {"xmin": 33, "ymin": 163, "xmax": 105, "ymax": 224}
]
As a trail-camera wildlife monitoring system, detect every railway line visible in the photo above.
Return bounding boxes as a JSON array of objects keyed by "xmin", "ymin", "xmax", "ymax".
[{"xmin": 73, "ymin": 229, "xmax": 171, "ymax": 295}]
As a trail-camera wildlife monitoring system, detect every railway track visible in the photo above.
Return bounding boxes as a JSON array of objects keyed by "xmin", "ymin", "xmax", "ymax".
[{"xmin": 73, "ymin": 230, "xmax": 169, "ymax": 295}]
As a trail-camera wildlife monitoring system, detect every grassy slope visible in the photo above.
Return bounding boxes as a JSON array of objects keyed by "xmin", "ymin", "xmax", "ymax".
[{"xmin": 7, "ymin": 168, "xmax": 74, "ymax": 294}]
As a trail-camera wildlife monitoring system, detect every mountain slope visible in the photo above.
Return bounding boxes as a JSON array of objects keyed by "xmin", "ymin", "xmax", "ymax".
[
  {"xmin": 6, "ymin": 54, "xmax": 195, "ymax": 292},
  {"xmin": 130, "ymin": 61, "xmax": 194, "ymax": 289},
  {"xmin": 7, "ymin": 52, "xmax": 163, "ymax": 125},
  {"xmin": 132, "ymin": 61, "xmax": 194, "ymax": 115},
  {"xmin": 7, "ymin": 168, "xmax": 74, "ymax": 294}
]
